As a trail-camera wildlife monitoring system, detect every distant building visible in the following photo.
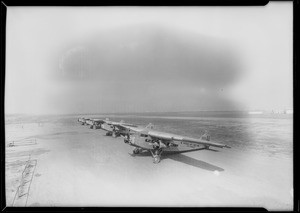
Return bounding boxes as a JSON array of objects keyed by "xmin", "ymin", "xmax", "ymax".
[
  {"xmin": 272, "ymin": 110, "xmax": 282, "ymax": 114},
  {"xmin": 284, "ymin": 109, "xmax": 293, "ymax": 114}
]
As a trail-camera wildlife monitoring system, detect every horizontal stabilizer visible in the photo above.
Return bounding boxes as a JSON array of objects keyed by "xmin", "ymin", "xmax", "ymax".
[
  {"xmin": 145, "ymin": 123, "xmax": 154, "ymax": 129},
  {"xmin": 200, "ymin": 130, "xmax": 210, "ymax": 141}
]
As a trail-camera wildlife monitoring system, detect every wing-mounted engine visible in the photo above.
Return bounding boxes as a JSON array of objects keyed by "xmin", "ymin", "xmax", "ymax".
[{"xmin": 152, "ymin": 140, "xmax": 167, "ymax": 149}]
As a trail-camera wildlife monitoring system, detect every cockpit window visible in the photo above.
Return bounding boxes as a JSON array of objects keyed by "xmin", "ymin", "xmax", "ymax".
[{"xmin": 140, "ymin": 134, "xmax": 148, "ymax": 137}]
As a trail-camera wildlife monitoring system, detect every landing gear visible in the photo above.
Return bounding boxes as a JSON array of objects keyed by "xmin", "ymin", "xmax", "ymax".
[
  {"xmin": 151, "ymin": 148, "xmax": 163, "ymax": 164},
  {"xmin": 153, "ymin": 155, "xmax": 161, "ymax": 164},
  {"xmin": 106, "ymin": 132, "xmax": 113, "ymax": 136},
  {"xmin": 133, "ymin": 147, "xmax": 142, "ymax": 154},
  {"xmin": 93, "ymin": 125, "xmax": 97, "ymax": 129},
  {"xmin": 124, "ymin": 134, "xmax": 130, "ymax": 144},
  {"xmin": 112, "ymin": 132, "xmax": 118, "ymax": 138}
]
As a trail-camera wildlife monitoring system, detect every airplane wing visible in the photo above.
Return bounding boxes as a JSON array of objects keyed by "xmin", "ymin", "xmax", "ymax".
[
  {"xmin": 147, "ymin": 131, "xmax": 230, "ymax": 149},
  {"xmin": 92, "ymin": 119, "xmax": 106, "ymax": 124},
  {"xmin": 178, "ymin": 136, "xmax": 230, "ymax": 148},
  {"xmin": 98, "ymin": 119, "xmax": 135, "ymax": 132},
  {"xmin": 115, "ymin": 123, "xmax": 154, "ymax": 134},
  {"xmin": 116, "ymin": 123, "xmax": 143, "ymax": 132}
]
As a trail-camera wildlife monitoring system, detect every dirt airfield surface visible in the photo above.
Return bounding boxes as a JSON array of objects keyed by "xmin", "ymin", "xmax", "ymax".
[{"xmin": 5, "ymin": 116, "xmax": 293, "ymax": 210}]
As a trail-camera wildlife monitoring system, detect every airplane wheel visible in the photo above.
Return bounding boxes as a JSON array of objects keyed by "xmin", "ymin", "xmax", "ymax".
[
  {"xmin": 112, "ymin": 132, "xmax": 116, "ymax": 138},
  {"xmin": 153, "ymin": 156, "xmax": 161, "ymax": 164},
  {"xmin": 133, "ymin": 148, "xmax": 141, "ymax": 154},
  {"xmin": 93, "ymin": 125, "xmax": 96, "ymax": 129}
]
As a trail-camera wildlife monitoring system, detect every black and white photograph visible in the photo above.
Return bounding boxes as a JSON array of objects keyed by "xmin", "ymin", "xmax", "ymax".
[{"xmin": 4, "ymin": 3, "xmax": 293, "ymax": 210}]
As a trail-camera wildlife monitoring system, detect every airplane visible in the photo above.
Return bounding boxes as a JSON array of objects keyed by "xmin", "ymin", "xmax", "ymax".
[
  {"xmin": 78, "ymin": 117, "xmax": 89, "ymax": 125},
  {"xmin": 122, "ymin": 124, "xmax": 231, "ymax": 164},
  {"xmin": 78, "ymin": 117, "xmax": 141, "ymax": 136},
  {"xmin": 78, "ymin": 117, "xmax": 103, "ymax": 128},
  {"xmin": 101, "ymin": 119, "xmax": 142, "ymax": 137},
  {"xmin": 86, "ymin": 118, "xmax": 107, "ymax": 129}
]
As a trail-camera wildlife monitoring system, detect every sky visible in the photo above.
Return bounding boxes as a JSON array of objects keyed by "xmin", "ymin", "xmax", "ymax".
[{"xmin": 5, "ymin": 3, "xmax": 293, "ymax": 114}]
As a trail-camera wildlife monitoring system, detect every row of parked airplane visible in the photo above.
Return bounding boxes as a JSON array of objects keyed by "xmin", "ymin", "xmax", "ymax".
[{"xmin": 78, "ymin": 117, "xmax": 230, "ymax": 164}]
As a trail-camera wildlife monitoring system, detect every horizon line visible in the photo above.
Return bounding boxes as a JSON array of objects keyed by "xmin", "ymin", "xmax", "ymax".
[{"xmin": 4, "ymin": 109, "xmax": 293, "ymax": 116}]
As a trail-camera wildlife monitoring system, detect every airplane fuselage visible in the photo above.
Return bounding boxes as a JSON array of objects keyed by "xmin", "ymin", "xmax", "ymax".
[{"xmin": 125, "ymin": 130, "xmax": 206, "ymax": 151}]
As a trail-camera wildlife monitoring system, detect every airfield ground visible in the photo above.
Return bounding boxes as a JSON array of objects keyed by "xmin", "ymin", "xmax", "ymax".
[{"xmin": 5, "ymin": 116, "xmax": 293, "ymax": 210}]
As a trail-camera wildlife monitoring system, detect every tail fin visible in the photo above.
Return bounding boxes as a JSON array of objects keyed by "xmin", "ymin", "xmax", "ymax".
[
  {"xmin": 145, "ymin": 123, "xmax": 154, "ymax": 129},
  {"xmin": 200, "ymin": 130, "xmax": 210, "ymax": 141}
]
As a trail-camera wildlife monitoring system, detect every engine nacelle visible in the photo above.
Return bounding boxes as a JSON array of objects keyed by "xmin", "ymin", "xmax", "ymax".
[{"xmin": 152, "ymin": 140, "xmax": 166, "ymax": 149}]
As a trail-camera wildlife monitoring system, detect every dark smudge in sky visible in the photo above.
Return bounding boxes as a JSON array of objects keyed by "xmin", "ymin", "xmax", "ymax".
[{"xmin": 52, "ymin": 24, "xmax": 242, "ymax": 113}]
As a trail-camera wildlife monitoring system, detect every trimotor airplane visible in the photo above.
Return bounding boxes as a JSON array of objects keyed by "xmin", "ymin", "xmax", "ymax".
[
  {"xmin": 78, "ymin": 117, "xmax": 106, "ymax": 129},
  {"xmin": 87, "ymin": 118, "xmax": 107, "ymax": 129},
  {"xmin": 122, "ymin": 124, "xmax": 231, "ymax": 164},
  {"xmin": 78, "ymin": 117, "xmax": 88, "ymax": 125},
  {"xmin": 78, "ymin": 117, "xmax": 142, "ymax": 137},
  {"xmin": 101, "ymin": 119, "xmax": 142, "ymax": 137}
]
